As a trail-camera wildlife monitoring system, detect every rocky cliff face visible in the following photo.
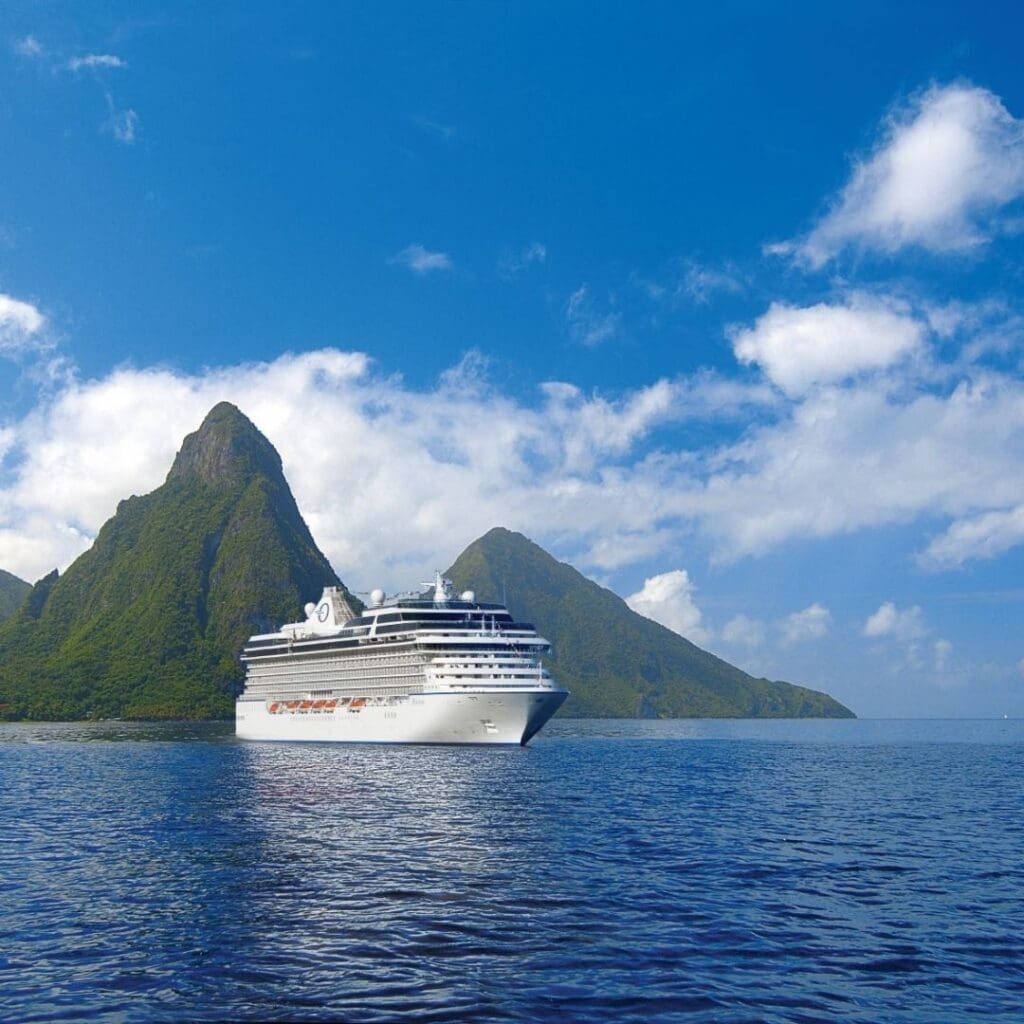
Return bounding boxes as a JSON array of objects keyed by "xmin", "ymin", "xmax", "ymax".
[
  {"xmin": 0, "ymin": 403, "xmax": 354, "ymax": 720},
  {"xmin": 446, "ymin": 527, "xmax": 854, "ymax": 719},
  {"xmin": 167, "ymin": 401, "xmax": 284, "ymax": 487}
]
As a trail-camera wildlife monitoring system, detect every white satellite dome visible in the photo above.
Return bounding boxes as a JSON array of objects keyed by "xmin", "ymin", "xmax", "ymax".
[
  {"xmin": 460, "ymin": 590, "xmax": 475, "ymax": 603},
  {"xmin": 304, "ymin": 602, "xmax": 316, "ymax": 617},
  {"xmin": 369, "ymin": 588, "xmax": 385, "ymax": 607}
]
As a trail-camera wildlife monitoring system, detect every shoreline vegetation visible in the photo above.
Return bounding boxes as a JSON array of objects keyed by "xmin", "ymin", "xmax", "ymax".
[{"xmin": 0, "ymin": 403, "xmax": 854, "ymax": 723}]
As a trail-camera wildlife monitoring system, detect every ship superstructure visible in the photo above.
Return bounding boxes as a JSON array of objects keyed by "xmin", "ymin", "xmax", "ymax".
[{"xmin": 235, "ymin": 573, "xmax": 568, "ymax": 745}]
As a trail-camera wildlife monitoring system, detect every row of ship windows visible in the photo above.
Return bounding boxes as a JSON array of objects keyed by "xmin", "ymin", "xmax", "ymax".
[
  {"xmin": 255, "ymin": 642, "xmax": 492, "ymax": 662},
  {"xmin": 431, "ymin": 661, "xmax": 539, "ymax": 669},
  {"xmin": 246, "ymin": 680, "xmax": 417, "ymax": 687},
  {"xmin": 247, "ymin": 661, "xmax": 425, "ymax": 675},
  {"xmin": 251, "ymin": 639, "xmax": 545, "ymax": 656},
  {"xmin": 244, "ymin": 665, "xmax": 539, "ymax": 680},
  {"xmin": 249, "ymin": 651, "xmax": 424, "ymax": 666},
  {"xmin": 259, "ymin": 628, "xmax": 539, "ymax": 654},
  {"xmin": 249, "ymin": 670, "xmax": 425, "ymax": 683},
  {"xmin": 433, "ymin": 673, "xmax": 545, "ymax": 680},
  {"xmin": 247, "ymin": 668, "xmax": 424, "ymax": 681},
  {"xmin": 243, "ymin": 677, "xmax": 421, "ymax": 690},
  {"xmin": 433, "ymin": 668, "xmax": 545, "ymax": 675},
  {"xmin": 248, "ymin": 659, "xmax": 425, "ymax": 675},
  {"xmin": 245, "ymin": 652, "xmax": 547, "ymax": 671},
  {"xmin": 245, "ymin": 678, "xmax": 419, "ymax": 689},
  {"xmin": 247, "ymin": 654, "xmax": 545, "ymax": 677},
  {"xmin": 248, "ymin": 676, "xmax": 535, "ymax": 692},
  {"xmin": 444, "ymin": 681, "xmax": 549, "ymax": 688},
  {"xmin": 245, "ymin": 690, "xmax": 419, "ymax": 700}
]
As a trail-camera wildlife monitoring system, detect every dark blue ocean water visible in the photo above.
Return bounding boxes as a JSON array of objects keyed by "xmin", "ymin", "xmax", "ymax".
[{"xmin": 1, "ymin": 719, "xmax": 1023, "ymax": 1023}]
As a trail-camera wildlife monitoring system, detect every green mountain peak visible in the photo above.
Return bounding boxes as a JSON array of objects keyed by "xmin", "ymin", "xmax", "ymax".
[
  {"xmin": 167, "ymin": 401, "xmax": 282, "ymax": 488},
  {"xmin": 0, "ymin": 403, "xmax": 352, "ymax": 721},
  {"xmin": 446, "ymin": 526, "xmax": 854, "ymax": 719}
]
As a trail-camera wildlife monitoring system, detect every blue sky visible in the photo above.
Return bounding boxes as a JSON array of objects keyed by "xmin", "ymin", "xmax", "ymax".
[{"xmin": 2, "ymin": 2, "xmax": 1024, "ymax": 717}]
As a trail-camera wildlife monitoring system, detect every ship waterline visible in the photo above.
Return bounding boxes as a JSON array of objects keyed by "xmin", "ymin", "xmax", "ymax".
[
  {"xmin": 235, "ymin": 572, "xmax": 569, "ymax": 745},
  {"xmin": 236, "ymin": 690, "xmax": 568, "ymax": 745}
]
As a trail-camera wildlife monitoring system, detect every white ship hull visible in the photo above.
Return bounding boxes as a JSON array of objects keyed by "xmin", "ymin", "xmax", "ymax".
[{"xmin": 235, "ymin": 689, "xmax": 568, "ymax": 746}]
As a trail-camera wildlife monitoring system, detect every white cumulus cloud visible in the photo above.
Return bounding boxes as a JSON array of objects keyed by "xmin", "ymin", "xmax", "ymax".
[
  {"xmin": 391, "ymin": 244, "xmax": 453, "ymax": 274},
  {"xmin": 862, "ymin": 600, "xmax": 954, "ymax": 678},
  {"xmin": 0, "ymin": 350, "xmax": 723, "ymax": 586},
  {"xmin": 626, "ymin": 569, "xmax": 710, "ymax": 645},
  {"xmin": 5, "ymin": 291, "xmax": 1024, "ymax": 587},
  {"xmin": 697, "ymin": 372, "xmax": 1024, "ymax": 561},
  {"xmin": 730, "ymin": 293, "xmax": 925, "ymax": 395},
  {"xmin": 0, "ymin": 294, "xmax": 46, "ymax": 352},
  {"xmin": 786, "ymin": 83, "xmax": 1024, "ymax": 266},
  {"xmin": 863, "ymin": 601, "xmax": 927, "ymax": 640},
  {"xmin": 721, "ymin": 614, "xmax": 765, "ymax": 648},
  {"xmin": 781, "ymin": 603, "xmax": 831, "ymax": 646}
]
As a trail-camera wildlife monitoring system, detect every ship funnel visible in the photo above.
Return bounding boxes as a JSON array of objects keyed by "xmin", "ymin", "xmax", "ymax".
[{"xmin": 308, "ymin": 587, "xmax": 356, "ymax": 629}]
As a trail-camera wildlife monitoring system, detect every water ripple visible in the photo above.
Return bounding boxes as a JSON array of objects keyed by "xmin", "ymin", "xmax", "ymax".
[{"xmin": 1, "ymin": 718, "xmax": 1023, "ymax": 1022}]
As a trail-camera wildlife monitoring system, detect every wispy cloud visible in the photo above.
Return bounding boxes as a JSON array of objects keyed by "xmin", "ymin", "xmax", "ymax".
[
  {"xmin": 921, "ymin": 505, "xmax": 1024, "ymax": 569},
  {"xmin": 498, "ymin": 242, "xmax": 547, "ymax": 279},
  {"xmin": 632, "ymin": 258, "xmax": 746, "ymax": 310},
  {"xmin": 13, "ymin": 35, "xmax": 43, "ymax": 58},
  {"xmin": 680, "ymin": 261, "xmax": 744, "ymax": 303},
  {"xmin": 413, "ymin": 116, "xmax": 456, "ymax": 141},
  {"xmin": 105, "ymin": 98, "xmax": 139, "ymax": 144},
  {"xmin": 68, "ymin": 53, "xmax": 128, "ymax": 72},
  {"xmin": 438, "ymin": 349, "xmax": 490, "ymax": 393},
  {"xmin": 14, "ymin": 39, "xmax": 137, "ymax": 145},
  {"xmin": 391, "ymin": 243, "xmax": 453, "ymax": 274},
  {"xmin": 565, "ymin": 285, "xmax": 620, "ymax": 346},
  {"xmin": 775, "ymin": 83, "xmax": 1024, "ymax": 267}
]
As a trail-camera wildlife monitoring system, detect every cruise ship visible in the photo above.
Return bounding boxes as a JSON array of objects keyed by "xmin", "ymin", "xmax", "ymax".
[{"xmin": 235, "ymin": 573, "xmax": 568, "ymax": 745}]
